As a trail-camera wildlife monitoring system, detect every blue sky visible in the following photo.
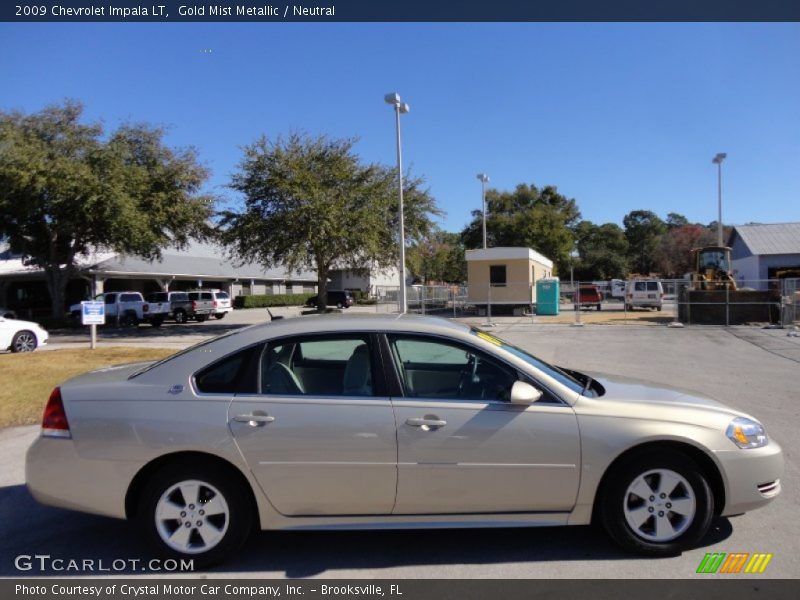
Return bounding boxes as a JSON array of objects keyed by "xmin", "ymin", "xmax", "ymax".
[{"xmin": 2, "ymin": 22, "xmax": 799, "ymax": 232}]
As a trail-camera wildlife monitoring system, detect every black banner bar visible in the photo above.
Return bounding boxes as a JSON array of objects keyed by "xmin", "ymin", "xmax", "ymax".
[
  {"xmin": 2, "ymin": 1, "xmax": 800, "ymax": 23},
  {"xmin": 5, "ymin": 579, "xmax": 800, "ymax": 600}
]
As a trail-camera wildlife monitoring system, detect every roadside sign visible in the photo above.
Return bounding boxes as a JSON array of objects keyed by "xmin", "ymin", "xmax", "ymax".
[{"xmin": 81, "ymin": 301, "xmax": 105, "ymax": 325}]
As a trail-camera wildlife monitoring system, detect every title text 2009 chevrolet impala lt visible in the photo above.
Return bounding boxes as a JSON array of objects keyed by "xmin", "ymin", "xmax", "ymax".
[{"xmin": 26, "ymin": 315, "xmax": 782, "ymax": 566}]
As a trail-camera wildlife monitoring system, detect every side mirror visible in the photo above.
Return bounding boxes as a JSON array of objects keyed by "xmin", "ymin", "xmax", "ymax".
[{"xmin": 510, "ymin": 381, "xmax": 543, "ymax": 405}]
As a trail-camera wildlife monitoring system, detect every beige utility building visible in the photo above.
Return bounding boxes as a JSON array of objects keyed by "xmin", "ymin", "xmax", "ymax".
[{"xmin": 466, "ymin": 247, "xmax": 554, "ymax": 314}]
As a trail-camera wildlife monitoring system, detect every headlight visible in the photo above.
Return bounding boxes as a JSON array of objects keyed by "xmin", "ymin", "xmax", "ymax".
[{"xmin": 726, "ymin": 417, "xmax": 768, "ymax": 449}]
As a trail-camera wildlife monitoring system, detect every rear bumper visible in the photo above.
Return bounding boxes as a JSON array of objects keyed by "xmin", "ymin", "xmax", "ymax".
[
  {"xmin": 212, "ymin": 307, "xmax": 233, "ymax": 314},
  {"xmin": 26, "ymin": 435, "xmax": 131, "ymax": 519},
  {"xmin": 717, "ymin": 440, "xmax": 783, "ymax": 516}
]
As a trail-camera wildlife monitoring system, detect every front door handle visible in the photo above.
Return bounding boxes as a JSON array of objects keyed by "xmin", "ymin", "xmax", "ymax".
[
  {"xmin": 405, "ymin": 416, "xmax": 447, "ymax": 430},
  {"xmin": 232, "ymin": 413, "xmax": 275, "ymax": 426}
]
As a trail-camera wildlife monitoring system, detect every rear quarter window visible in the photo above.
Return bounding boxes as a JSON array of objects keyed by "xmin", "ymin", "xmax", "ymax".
[{"xmin": 194, "ymin": 346, "xmax": 259, "ymax": 394}]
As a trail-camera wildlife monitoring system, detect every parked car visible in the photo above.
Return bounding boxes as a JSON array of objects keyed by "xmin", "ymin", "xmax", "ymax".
[
  {"xmin": 69, "ymin": 292, "xmax": 145, "ymax": 328},
  {"xmin": 1, "ymin": 315, "xmax": 48, "ymax": 352},
  {"xmin": 26, "ymin": 315, "xmax": 782, "ymax": 567},
  {"xmin": 305, "ymin": 289, "xmax": 354, "ymax": 309},
  {"xmin": 144, "ymin": 291, "xmax": 204, "ymax": 325},
  {"xmin": 186, "ymin": 291, "xmax": 216, "ymax": 322},
  {"xmin": 626, "ymin": 279, "xmax": 664, "ymax": 311},
  {"xmin": 206, "ymin": 289, "xmax": 233, "ymax": 320},
  {"xmin": 577, "ymin": 284, "xmax": 604, "ymax": 310}
]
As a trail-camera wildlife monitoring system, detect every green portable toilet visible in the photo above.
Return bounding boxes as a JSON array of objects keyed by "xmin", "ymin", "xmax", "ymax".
[{"xmin": 536, "ymin": 278, "xmax": 560, "ymax": 315}]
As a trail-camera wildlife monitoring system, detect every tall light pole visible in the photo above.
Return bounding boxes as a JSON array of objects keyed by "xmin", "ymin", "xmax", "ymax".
[
  {"xmin": 712, "ymin": 152, "xmax": 727, "ymax": 247},
  {"xmin": 385, "ymin": 92, "xmax": 410, "ymax": 314},
  {"xmin": 476, "ymin": 173, "xmax": 489, "ymax": 248}
]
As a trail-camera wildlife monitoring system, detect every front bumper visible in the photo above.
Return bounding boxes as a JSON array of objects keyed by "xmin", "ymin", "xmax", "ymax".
[{"xmin": 717, "ymin": 439, "xmax": 783, "ymax": 516}]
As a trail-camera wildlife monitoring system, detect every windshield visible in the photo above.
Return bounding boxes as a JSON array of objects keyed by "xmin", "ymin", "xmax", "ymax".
[
  {"xmin": 469, "ymin": 327, "xmax": 584, "ymax": 394},
  {"xmin": 698, "ymin": 250, "xmax": 730, "ymax": 271}
]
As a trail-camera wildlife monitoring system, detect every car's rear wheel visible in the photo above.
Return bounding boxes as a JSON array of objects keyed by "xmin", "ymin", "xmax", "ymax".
[
  {"xmin": 601, "ymin": 451, "xmax": 713, "ymax": 556},
  {"xmin": 195, "ymin": 315, "xmax": 208, "ymax": 323},
  {"xmin": 138, "ymin": 463, "xmax": 253, "ymax": 568},
  {"xmin": 214, "ymin": 313, "xmax": 226, "ymax": 320},
  {"xmin": 150, "ymin": 318, "xmax": 163, "ymax": 328},
  {"xmin": 119, "ymin": 313, "xmax": 139, "ymax": 328},
  {"xmin": 174, "ymin": 310, "xmax": 188, "ymax": 324},
  {"xmin": 11, "ymin": 330, "xmax": 37, "ymax": 352}
]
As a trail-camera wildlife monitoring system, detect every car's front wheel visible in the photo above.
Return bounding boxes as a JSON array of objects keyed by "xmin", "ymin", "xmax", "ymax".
[
  {"xmin": 11, "ymin": 330, "xmax": 37, "ymax": 352},
  {"xmin": 600, "ymin": 451, "xmax": 713, "ymax": 556},
  {"xmin": 138, "ymin": 463, "xmax": 253, "ymax": 568}
]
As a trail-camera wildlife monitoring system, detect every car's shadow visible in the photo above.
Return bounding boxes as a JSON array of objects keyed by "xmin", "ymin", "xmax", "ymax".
[{"xmin": 0, "ymin": 484, "xmax": 733, "ymax": 577}]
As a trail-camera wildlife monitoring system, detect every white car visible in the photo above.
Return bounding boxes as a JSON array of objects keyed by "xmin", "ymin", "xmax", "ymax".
[{"xmin": 0, "ymin": 316, "xmax": 49, "ymax": 352}]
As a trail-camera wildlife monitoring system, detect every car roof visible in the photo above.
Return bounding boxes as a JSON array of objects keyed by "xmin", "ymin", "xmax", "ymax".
[{"xmin": 247, "ymin": 313, "xmax": 468, "ymax": 338}]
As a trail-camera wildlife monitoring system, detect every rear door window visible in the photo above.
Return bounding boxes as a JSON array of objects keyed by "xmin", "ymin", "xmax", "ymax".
[
  {"xmin": 260, "ymin": 334, "xmax": 374, "ymax": 397},
  {"xmin": 647, "ymin": 282, "xmax": 660, "ymax": 291}
]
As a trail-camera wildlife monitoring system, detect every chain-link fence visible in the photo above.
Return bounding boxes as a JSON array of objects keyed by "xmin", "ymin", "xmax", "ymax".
[
  {"xmin": 370, "ymin": 278, "xmax": 794, "ymax": 326},
  {"xmin": 780, "ymin": 278, "xmax": 799, "ymax": 327}
]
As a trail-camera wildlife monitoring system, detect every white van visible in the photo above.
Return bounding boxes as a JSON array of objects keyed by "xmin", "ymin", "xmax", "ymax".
[
  {"xmin": 625, "ymin": 279, "xmax": 663, "ymax": 311},
  {"xmin": 609, "ymin": 279, "xmax": 626, "ymax": 299}
]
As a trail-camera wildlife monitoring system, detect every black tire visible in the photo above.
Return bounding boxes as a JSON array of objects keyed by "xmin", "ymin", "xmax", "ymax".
[
  {"xmin": 596, "ymin": 304, "xmax": 602, "ymax": 311},
  {"xmin": 150, "ymin": 318, "xmax": 163, "ymax": 328},
  {"xmin": 174, "ymin": 310, "xmax": 188, "ymax": 324},
  {"xmin": 214, "ymin": 313, "xmax": 226, "ymax": 320},
  {"xmin": 119, "ymin": 313, "xmax": 139, "ymax": 329},
  {"xmin": 336, "ymin": 302, "xmax": 343, "ymax": 309},
  {"xmin": 600, "ymin": 451, "xmax": 713, "ymax": 556},
  {"xmin": 10, "ymin": 330, "xmax": 37, "ymax": 353},
  {"xmin": 195, "ymin": 314, "xmax": 208, "ymax": 323},
  {"xmin": 657, "ymin": 306, "xmax": 662, "ymax": 312},
  {"xmin": 137, "ymin": 461, "xmax": 253, "ymax": 569}
]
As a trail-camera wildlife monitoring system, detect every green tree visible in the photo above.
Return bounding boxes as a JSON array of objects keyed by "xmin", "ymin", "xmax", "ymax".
[
  {"xmin": 461, "ymin": 183, "xmax": 580, "ymax": 275},
  {"xmin": 574, "ymin": 221, "xmax": 629, "ymax": 280},
  {"xmin": 0, "ymin": 101, "xmax": 214, "ymax": 317},
  {"xmin": 665, "ymin": 212, "xmax": 690, "ymax": 229},
  {"xmin": 220, "ymin": 133, "xmax": 440, "ymax": 310},
  {"xmin": 623, "ymin": 210, "xmax": 667, "ymax": 275},
  {"xmin": 654, "ymin": 223, "xmax": 716, "ymax": 278},
  {"xmin": 407, "ymin": 231, "xmax": 466, "ymax": 283}
]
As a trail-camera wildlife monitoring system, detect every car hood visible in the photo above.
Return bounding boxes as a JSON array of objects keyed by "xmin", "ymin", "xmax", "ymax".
[
  {"xmin": 1, "ymin": 317, "xmax": 45, "ymax": 331},
  {"xmin": 588, "ymin": 372, "xmax": 748, "ymax": 419}
]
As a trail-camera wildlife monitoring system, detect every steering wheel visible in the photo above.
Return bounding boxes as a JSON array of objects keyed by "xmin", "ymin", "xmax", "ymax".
[{"xmin": 457, "ymin": 353, "xmax": 479, "ymax": 398}]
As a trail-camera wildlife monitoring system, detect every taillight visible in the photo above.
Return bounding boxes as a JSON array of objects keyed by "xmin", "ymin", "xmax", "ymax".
[
  {"xmin": 213, "ymin": 300, "xmax": 218, "ymax": 308},
  {"xmin": 143, "ymin": 303, "xmax": 149, "ymax": 313},
  {"xmin": 41, "ymin": 387, "xmax": 71, "ymax": 439},
  {"xmin": 192, "ymin": 301, "xmax": 197, "ymax": 310}
]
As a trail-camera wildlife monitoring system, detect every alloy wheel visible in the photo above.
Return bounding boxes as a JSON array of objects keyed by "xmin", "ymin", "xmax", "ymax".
[
  {"xmin": 154, "ymin": 479, "xmax": 230, "ymax": 554},
  {"xmin": 623, "ymin": 468, "xmax": 696, "ymax": 542},
  {"xmin": 13, "ymin": 332, "xmax": 36, "ymax": 352}
]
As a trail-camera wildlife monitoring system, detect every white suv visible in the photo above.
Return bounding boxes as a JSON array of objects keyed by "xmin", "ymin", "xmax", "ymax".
[{"xmin": 207, "ymin": 289, "xmax": 233, "ymax": 319}]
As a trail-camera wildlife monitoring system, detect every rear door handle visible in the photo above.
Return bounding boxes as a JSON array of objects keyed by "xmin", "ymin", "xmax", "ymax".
[
  {"xmin": 232, "ymin": 414, "xmax": 275, "ymax": 426},
  {"xmin": 405, "ymin": 416, "xmax": 447, "ymax": 430}
]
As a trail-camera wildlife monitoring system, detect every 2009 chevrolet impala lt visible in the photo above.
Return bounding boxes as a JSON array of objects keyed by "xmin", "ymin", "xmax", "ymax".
[{"xmin": 26, "ymin": 315, "xmax": 783, "ymax": 566}]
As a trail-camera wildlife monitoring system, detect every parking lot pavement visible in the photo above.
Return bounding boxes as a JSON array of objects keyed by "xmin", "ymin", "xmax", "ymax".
[{"xmin": 2, "ymin": 324, "xmax": 797, "ymax": 578}]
